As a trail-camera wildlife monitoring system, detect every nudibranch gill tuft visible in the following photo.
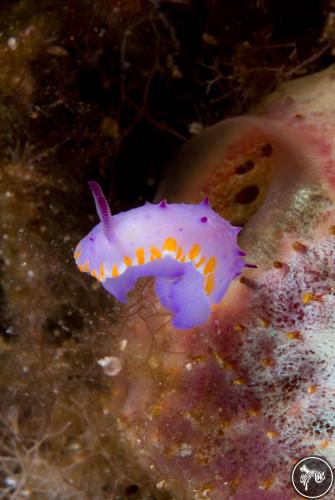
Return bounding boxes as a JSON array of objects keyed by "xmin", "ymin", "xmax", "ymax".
[{"xmin": 74, "ymin": 181, "xmax": 247, "ymax": 329}]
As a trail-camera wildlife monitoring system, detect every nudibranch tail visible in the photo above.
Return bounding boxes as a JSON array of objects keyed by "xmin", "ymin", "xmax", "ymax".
[
  {"xmin": 74, "ymin": 182, "xmax": 248, "ymax": 329},
  {"xmin": 88, "ymin": 181, "xmax": 113, "ymax": 242}
]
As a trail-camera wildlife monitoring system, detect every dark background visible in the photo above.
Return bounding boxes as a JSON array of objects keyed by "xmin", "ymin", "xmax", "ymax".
[{"xmin": 1, "ymin": 0, "xmax": 334, "ymax": 208}]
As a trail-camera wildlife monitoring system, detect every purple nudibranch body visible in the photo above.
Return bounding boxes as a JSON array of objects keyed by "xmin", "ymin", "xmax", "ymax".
[{"xmin": 74, "ymin": 182, "xmax": 246, "ymax": 328}]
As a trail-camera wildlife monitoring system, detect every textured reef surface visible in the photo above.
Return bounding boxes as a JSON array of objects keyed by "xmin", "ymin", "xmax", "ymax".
[
  {"xmin": 106, "ymin": 66, "xmax": 335, "ymax": 499},
  {"xmin": 1, "ymin": 1, "xmax": 335, "ymax": 499}
]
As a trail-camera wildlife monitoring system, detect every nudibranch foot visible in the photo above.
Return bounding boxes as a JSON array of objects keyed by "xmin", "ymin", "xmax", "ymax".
[
  {"xmin": 156, "ymin": 263, "xmax": 211, "ymax": 329},
  {"xmin": 74, "ymin": 182, "xmax": 247, "ymax": 329}
]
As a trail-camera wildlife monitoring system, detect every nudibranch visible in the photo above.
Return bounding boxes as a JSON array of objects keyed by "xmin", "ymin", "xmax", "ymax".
[{"xmin": 74, "ymin": 182, "xmax": 246, "ymax": 329}]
